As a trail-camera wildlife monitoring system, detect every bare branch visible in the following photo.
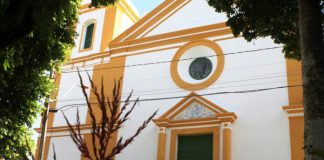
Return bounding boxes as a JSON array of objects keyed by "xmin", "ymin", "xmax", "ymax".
[
  {"xmin": 52, "ymin": 143, "xmax": 57, "ymax": 160},
  {"xmin": 64, "ymin": 71, "xmax": 156, "ymax": 160}
]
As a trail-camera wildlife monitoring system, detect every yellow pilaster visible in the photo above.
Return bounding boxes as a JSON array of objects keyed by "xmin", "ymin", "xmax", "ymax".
[
  {"xmin": 283, "ymin": 59, "xmax": 304, "ymax": 160},
  {"xmin": 156, "ymin": 127, "xmax": 167, "ymax": 160},
  {"xmin": 222, "ymin": 123, "xmax": 232, "ymax": 160}
]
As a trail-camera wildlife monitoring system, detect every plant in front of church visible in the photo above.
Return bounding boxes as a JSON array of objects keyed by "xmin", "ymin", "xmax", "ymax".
[{"xmin": 63, "ymin": 72, "xmax": 157, "ymax": 160}]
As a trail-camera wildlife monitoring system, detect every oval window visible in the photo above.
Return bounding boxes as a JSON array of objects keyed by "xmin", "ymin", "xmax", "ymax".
[{"xmin": 189, "ymin": 57, "xmax": 213, "ymax": 80}]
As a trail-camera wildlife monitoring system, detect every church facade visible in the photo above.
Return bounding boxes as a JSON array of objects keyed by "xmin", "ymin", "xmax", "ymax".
[{"xmin": 35, "ymin": 0, "xmax": 304, "ymax": 160}]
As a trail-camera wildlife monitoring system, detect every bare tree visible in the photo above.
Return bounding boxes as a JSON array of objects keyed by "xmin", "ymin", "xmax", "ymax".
[{"xmin": 63, "ymin": 72, "xmax": 157, "ymax": 160}]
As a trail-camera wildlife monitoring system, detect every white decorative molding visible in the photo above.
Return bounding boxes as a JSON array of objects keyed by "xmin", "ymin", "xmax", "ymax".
[{"xmin": 174, "ymin": 102, "xmax": 216, "ymax": 120}]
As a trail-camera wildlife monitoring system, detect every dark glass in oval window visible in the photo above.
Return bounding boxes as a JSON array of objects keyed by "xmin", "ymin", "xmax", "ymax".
[{"xmin": 189, "ymin": 57, "xmax": 213, "ymax": 80}]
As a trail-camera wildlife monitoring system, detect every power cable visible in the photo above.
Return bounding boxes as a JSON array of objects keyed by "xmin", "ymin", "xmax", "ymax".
[
  {"xmin": 51, "ymin": 84, "xmax": 302, "ymax": 112},
  {"xmin": 53, "ymin": 72, "xmax": 301, "ymax": 103},
  {"xmin": 61, "ymin": 46, "xmax": 282, "ymax": 73},
  {"xmin": 57, "ymin": 60, "xmax": 287, "ymax": 91}
]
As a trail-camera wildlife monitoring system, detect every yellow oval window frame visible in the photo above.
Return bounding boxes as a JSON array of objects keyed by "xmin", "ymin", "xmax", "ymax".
[{"xmin": 170, "ymin": 39, "xmax": 225, "ymax": 90}]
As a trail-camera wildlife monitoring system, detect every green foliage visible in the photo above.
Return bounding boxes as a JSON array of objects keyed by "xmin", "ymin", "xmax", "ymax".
[
  {"xmin": 0, "ymin": 0, "xmax": 81, "ymax": 159},
  {"xmin": 0, "ymin": 125, "xmax": 35, "ymax": 159},
  {"xmin": 0, "ymin": 0, "xmax": 118, "ymax": 158},
  {"xmin": 207, "ymin": 0, "xmax": 324, "ymax": 60},
  {"xmin": 90, "ymin": 0, "xmax": 117, "ymax": 8}
]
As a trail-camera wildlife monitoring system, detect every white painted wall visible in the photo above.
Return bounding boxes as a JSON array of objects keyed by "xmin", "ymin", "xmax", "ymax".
[
  {"xmin": 117, "ymin": 37, "xmax": 290, "ymax": 160},
  {"xmin": 47, "ymin": 136, "xmax": 81, "ymax": 160},
  {"xmin": 145, "ymin": 0, "xmax": 227, "ymax": 37},
  {"xmin": 120, "ymin": 12, "xmax": 135, "ymax": 35},
  {"xmin": 53, "ymin": 66, "xmax": 94, "ymax": 127}
]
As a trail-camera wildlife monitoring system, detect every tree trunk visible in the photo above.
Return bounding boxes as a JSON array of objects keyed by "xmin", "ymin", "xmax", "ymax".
[{"xmin": 298, "ymin": 0, "xmax": 324, "ymax": 159}]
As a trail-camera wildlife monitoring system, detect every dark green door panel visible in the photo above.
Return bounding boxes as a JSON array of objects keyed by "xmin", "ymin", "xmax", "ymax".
[{"xmin": 177, "ymin": 134, "xmax": 213, "ymax": 160}]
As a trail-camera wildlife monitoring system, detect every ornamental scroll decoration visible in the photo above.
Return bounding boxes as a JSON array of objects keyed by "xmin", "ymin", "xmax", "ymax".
[{"xmin": 174, "ymin": 102, "xmax": 216, "ymax": 120}]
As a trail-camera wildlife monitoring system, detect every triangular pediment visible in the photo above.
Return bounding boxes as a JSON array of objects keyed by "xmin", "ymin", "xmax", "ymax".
[
  {"xmin": 109, "ymin": 0, "xmax": 231, "ymax": 53},
  {"xmin": 153, "ymin": 92, "xmax": 237, "ymax": 128}
]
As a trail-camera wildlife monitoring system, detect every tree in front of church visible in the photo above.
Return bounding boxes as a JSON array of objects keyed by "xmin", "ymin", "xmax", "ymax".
[
  {"xmin": 63, "ymin": 73, "xmax": 157, "ymax": 160},
  {"xmin": 0, "ymin": 0, "xmax": 119, "ymax": 159},
  {"xmin": 207, "ymin": 0, "xmax": 324, "ymax": 159}
]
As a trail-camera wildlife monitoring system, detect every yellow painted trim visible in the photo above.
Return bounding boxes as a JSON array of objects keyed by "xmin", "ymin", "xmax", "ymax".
[
  {"xmin": 223, "ymin": 128, "xmax": 231, "ymax": 160},
  {"xmin": 286, "ymin": 59, "xmax": 303, "ymax": 105},
  {"xmin": 81, "ymin": 132, "xmax": 118, "ymax": 160},
  {"xmin": 42, "ymin": 137, "xmax": 51, "ymax": 160},
  {"xmin": 86, "ymin": 56, "xmax": 126, "ymax": 123},
  {"xmin": 288, "ymin": 116, "xmax": 304, "ymax": 160},
  {"xmin": 68, "ymin": 46, "xmax": 179, "ymax": 65},
  {"xmin": 113, "ymin": 6, "xmax": 124, "ymax": 39},
  {"xmin": 67, "ymin": 26, "xmax": 233, "ymax": 65},
  {"xmin": 154, "ymin": 92, "xmax": 236, "ymax": 159},
  {"xmin": 111, "ymin": 28, "xmax": 232, "ymax": 55},
  {"xmin": 140, "ymin": 0, "xmax": 191, "ymax": 39},
  {"xmin": 79, "ymin": 56, "xmax": 126, "ymax": 159},
  {"xmin": 120, "ymin": 0, "xmax": 139, "ymax": 20},
  {"xmin": 283, "ymin": 104, "xmax": 304, "ymax": 114},
  {"xmin": 79, "ymin": 19, "xmax": 97, "ymax": 52},
  {"xmin": 157, "ymin": 131, "xmax": 167, "ymax": 160},
  {"xmin": 170, "ymin": 39, "xmax": 225, "ymax": 90},
  {"xmin": 155, "ymin": 120, "xmax": 221, "ymax": 128},
  {"xmin": 34, "ymin": 138, "xmax": 41, "ymax": 160},
  {"xmin": 283, "ymin": 59, "xmax": 304, "ymax": 160},
  {"xmin": 117, "ymin": 1, "xmax": 139, "ymax": 23},
  {"xmin": 100, "ymin": 7, "xmax": 118, "ymax": 52},
  {"xmin": 153, "ymin": 92, "xmax": 237, "ymax": 128},
  {"xmin": 35, "ymin": 123, "xmax": 96, "ymax": 133},
  {"xmin": 110, "ymin": 22, "xmax": 228, "ymax": 49},
  {"xmin": 158, "ymin": 92, "xmax": 227, "ymax": 119},
  {"xmin": 126, "ymin": 0, "xmax": 187, "ymax": 40},
  {"xmin": 110, "ymin": 0, "xmax": 172, "ymax": 44},
  {"xmin": 283, "ymin": 104, "xmax": 303, "ymax": 110},
  {"xmin": 169, "ymin": 127, "xmax": 220, "ymax": 160}
]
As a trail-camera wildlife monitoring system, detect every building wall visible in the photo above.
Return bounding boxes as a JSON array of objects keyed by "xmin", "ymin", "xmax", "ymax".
[
  {"xmin": 38, "ymin": 1, "xmax": 302, "ymax": 160},
  {"xmin": 52, "ymin": 66, "xmax": 94, "ymax": 127},
  {"xmin": 116, "ymin": 37, "xmax": 291, "ymax": 160}
]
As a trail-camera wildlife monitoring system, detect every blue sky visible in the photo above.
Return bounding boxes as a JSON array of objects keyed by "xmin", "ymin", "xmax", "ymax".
[{"xmin": 130, "ymin": 0, "xmax": 163, "ymax": 16}]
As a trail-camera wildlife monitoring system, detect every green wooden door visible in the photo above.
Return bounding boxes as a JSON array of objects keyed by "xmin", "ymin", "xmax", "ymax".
[{"xmin": 177, "ymin": 134, "xmax": 213, "ymax": 160}]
